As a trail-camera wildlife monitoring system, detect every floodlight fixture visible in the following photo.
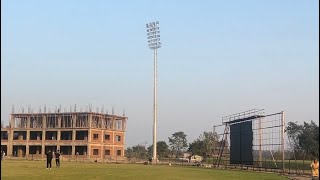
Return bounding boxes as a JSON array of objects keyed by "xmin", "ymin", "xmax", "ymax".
[{"xmin": 146, "ymin": 21, "xmax": 161, "ymax": 50}]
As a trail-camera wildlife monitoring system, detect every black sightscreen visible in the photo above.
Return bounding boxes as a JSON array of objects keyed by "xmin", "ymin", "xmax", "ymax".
[{"xmin": 230, "ymin": 121, "xmax": 253, "ymax": 165}]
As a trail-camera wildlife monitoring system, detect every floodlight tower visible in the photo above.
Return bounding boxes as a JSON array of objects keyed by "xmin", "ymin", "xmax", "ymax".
[{"xmin": 146, "ymin": 21, "xmax": 161, "ymax": 163}]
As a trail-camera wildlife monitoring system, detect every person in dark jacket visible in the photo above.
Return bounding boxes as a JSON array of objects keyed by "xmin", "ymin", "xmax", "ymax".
[
  {"xmin": 55, "ymin": 150, "xmax": 61, "ymax": 168},
  {"xmin": 46, "ymin": 150, "xmax": 53, "ymax": 169}
]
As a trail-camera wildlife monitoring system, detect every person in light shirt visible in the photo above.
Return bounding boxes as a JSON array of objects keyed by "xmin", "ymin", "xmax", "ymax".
[{"xmin": 311, "ymin": 159, "xmax": 319, "ymax": 179}]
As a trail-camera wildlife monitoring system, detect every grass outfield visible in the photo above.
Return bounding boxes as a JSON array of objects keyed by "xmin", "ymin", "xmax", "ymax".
[{"xmin": 1, "ymin": 160, "xmax": 288, "ymax": 180}]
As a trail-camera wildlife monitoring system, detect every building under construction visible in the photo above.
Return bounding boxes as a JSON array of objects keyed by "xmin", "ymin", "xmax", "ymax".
[{"xmin": 1, "ymin": 111, "xmax": 127, "ymax": 160}]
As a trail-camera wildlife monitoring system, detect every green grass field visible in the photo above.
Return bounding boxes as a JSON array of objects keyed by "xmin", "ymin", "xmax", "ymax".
[
  {"xmin": 205, "ymin": 157, "xmax": 313, "ymax": 172},
  {"xmin": 1, "ymin": 160, "xmax": 289, "ymax": 180}
]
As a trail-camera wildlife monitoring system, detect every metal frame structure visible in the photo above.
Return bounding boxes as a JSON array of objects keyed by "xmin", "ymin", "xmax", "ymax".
[
  {"xmin": 214, "ymin": 109, "xmax": 285, "ymax": 171},
  {"xmin": 146, "ymin": 21, "xmax": 161, "ymax": 163}
]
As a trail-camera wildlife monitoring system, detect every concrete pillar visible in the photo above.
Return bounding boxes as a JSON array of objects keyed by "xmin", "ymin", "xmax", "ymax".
[
  {"xmin": 27, "ymin": 116, "xmax": 30, "ymax": 129},
  {"xmin": 43, "ymin": 130, "xmax": 46, "ymax": 141},
  {"xmin": 8, "ymin": 129, "xmax": 13, "ymax": 156},
  {"xmin": 72, "ymin": 130, "xmax": 76, "ymax": 157},
  {"xmin": 57, "ymin": 130, "xmax": 61, "ymax": 142},
  {"xmin": 41, "ymin": 130, "xmax": 45, "ymax": 158},
  {"xmin": 26, "ymin": 145, "xmax": 29, "ymax": 158},
  {"xmin": 122, "ymin": 119, "xmax": 125, "ymax": 131},
  {"xmin": 27, "ymin": 130, "xmax": 30, "ymax": 141},
  {"xmin": 26, "ymin": 130, "xmax": 30, "ymax": 158},
  {"xmin": 112, "ymin": 132, "xmax": 115, "ymax": 144},
  {"xmin": 100, "ymin": 131, "xmax": 104, "ymax": 159},
  {"xmin": 42, "ymin": 115, "xmax": 46, "ymax": 129},
  {"xmin": 88, "ymin": 130, "xmax": 91, "ymax": 159},
  {"xmin": 112, "ymin": 146, "xmax": 115, "ymax": 157},
  {"xmin": 87, "ymin": 145, "xmax": 91, "ymax": 159},
  {"xmin": 112, "ymin": 118, "xmax": 116, "ymax": 130},
  {"xmin": 123, "ymin": 132, "xmax": 126, "ymax": 155},
  {"xmin": 72, "ymin": 130, "xmax": 76, "ymax": 141},
  {"xmin": 87, "ymin": 114, "xmax": 92, "ymax": 159},
  {"xmin": 72, "ymin": 145, "xmax": 75, "ymax": 156},
  {"xmin": 10, "ymin": 114, "xmax": 15, "ymax": 128},
  {"xmin": 8, "ymin": 114, "xmax": 14, "ymax": 156},
  {"xmin": 101, "ymin": 130, "xmax": 104, "ymax": 143},
  {"xmin": 72, "ymin": 114, "xmax": 76, "ymax": 128},
  {"xmin": 88, "ymin": 114, "xmax": 92, "ymax": 128},
  {"xmin": 57, "ymin": 116, "xmax": 61, "ymax": 128},
  {"xmin": 100, "ymin": 146, "xmax": 103, "ymax": 159}
]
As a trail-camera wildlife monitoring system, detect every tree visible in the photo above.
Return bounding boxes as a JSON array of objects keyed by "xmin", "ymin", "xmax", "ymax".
[
  {"xmin": 188, "ymin": 131, "xmax": 219, "ymax": 160},
  {"xmin": 147, "ymin": 141, "xmax": 169, "ymax": 158},
  {"xmin": 125, "ymin": 147, "xmax": 134, "ymax": 159},
  {"xmin": 286, "ymin": 121, "xmax": 304, "ymax": 159},
  {"xmin": 125, "ymin": 145, "xmax": 148, "ymax": 159},
  {"xmin": 198, "ymin": 131, "xmax": 219, "ymax": 158},
  {"xmin": 286, "ymin": 120, "xmax": 319, "ymax": 159},
  {"xmin": 188, "ymin": 140, "xmax": 204, "ymax": 156},
  {"xmin": 298, "ymin": 121, "xmax": 319, "ymax": 158},
  {"xmin": 168, "ymin": 131, "xmax": 188, "ymax": 157}
]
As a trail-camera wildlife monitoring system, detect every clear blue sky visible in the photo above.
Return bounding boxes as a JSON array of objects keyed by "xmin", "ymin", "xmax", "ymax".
[{"xmin": 1, "ymin": 0, "xmax": 319, "ymax": 147}]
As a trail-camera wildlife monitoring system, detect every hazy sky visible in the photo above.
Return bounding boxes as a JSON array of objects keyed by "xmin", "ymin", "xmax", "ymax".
[{"xmin": 1, "ymin": 0, "xmax": 319, "ymax": 147}]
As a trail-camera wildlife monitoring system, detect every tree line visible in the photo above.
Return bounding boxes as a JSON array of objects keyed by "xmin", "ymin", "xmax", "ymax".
[
  {"xmin": 286, "ymin": 120, "xmax": 319, "ymax": 159},
  {"xmin": 125, "ymin": 131, "xmax": 222, "ymax": 161},
  {"xmin": 125, "ymin": 120, "xmax": 319, "ymax": 161}
]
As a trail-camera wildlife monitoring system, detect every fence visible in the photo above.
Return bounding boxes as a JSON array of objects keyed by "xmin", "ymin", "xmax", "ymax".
[
  {"xmin": 211, "ymin": 158, "xmax": 313, "ymax": 175},
  {"xmin": 6, "ymin": 154, "xmax": 126, "ymax": 163},
  {"xmin": 3, "ymin": 154, "xmax": 314, "ymax": 176}
]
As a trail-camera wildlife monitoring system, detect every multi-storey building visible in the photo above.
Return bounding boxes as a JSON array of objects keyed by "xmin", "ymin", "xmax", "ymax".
[{"xmin": 1, "ymin": 111, "xmax": 127, "ymax": 160}]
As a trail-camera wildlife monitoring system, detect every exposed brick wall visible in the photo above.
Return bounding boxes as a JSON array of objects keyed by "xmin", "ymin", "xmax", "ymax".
[
  {"xmin": 114, "ymin": 147, "xmax": 124, "ymax": 157},
  {"xmin": 114, "ymin": 132, "xmax": 124, "ymax": 145},
  {"xmin": 90, "ymin": 145, "xmax": 103, "ymax": 159},
  {"xmin": 91, "ymin": 130, "xmax": 102, "ymax": 143},
  {"xmin": 103, "ymin": 146, "xmax": 113, "ymax": 156},
  {"xmin": 103, "ymin": 131, "xmax": 113, "ymax": 145}
]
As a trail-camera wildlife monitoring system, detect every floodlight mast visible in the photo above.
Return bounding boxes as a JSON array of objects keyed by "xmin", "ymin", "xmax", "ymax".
[{"xmin": 146, "ymin": 21, "xmax": 161, "ymax": 163}]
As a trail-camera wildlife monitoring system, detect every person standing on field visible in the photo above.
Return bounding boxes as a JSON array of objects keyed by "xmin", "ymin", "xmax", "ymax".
[
  {"xmin": 55, "ymin": 150, "xmax": 61, "ymax": 168},
  {"xmin": 46, "ymin": 150, "xmax": 53, "ymax": 169},
  {"xmin": 311, "ymin": 159, "xmax": 319, "ymax": 179}
]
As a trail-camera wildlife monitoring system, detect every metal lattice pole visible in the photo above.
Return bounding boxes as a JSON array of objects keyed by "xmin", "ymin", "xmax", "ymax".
[{"xmin": 146, "ymin": 21, "xmax": 161, "ymax": 163}]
